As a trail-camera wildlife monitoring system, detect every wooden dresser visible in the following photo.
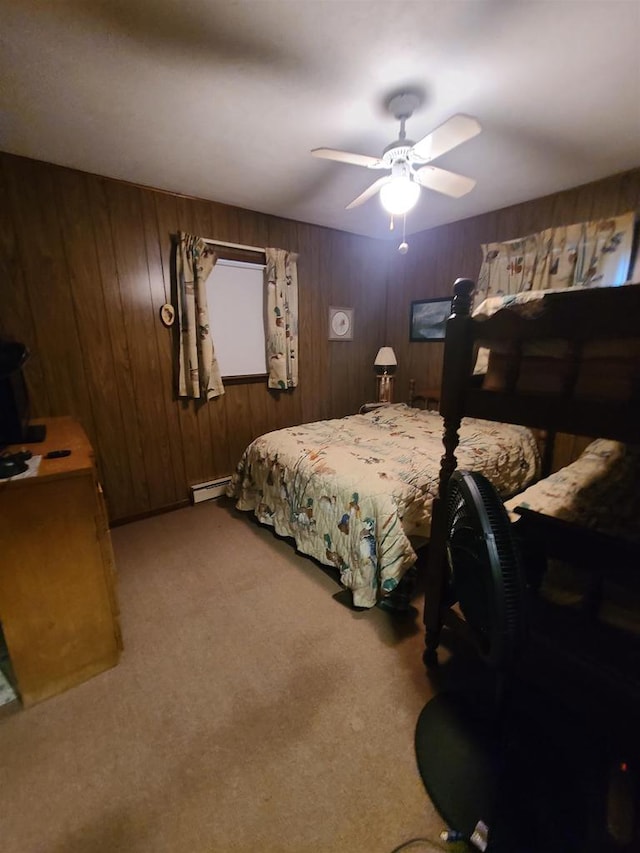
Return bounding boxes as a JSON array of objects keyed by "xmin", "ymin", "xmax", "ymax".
[{"xmin": 0, "ymin": 417, "xmax": 122, "ymax": 707}]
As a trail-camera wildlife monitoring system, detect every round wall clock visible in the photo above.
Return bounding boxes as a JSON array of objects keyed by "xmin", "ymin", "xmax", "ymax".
[{"xmin": 328, "ymin": 306, "xmax": 354, "ymax": 341}]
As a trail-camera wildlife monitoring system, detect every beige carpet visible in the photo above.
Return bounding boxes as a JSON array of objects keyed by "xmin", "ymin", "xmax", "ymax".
[{"xmin": 0, "ymin": 499, "xmax": 454, "ymax": 853}]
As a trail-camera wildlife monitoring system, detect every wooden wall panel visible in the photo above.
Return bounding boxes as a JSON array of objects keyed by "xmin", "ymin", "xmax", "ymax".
[
  {"xmin": 86, "ymin": 175, "xmax": 148, "ymax": 518},
  {"xmin": 151, "ymin": 191, "xmax": 191, "ymax": 500},
  {"xmin": 105, "ymin": 181, "xmax": 176, "ymax": 512},
  {"xmin": 385, "ymin": 228, "xmax": 448, "ymax": 403},
  {"xmin": 293, "ymin": 222, "xmax": 326, "ymax": 425},
  {"xmin": 52, "ymin": 168, "xmax": 132, "ymax": 516},
  {"xmin": 3, "ymin": 159, "xmax": 95, "ymax": 430},
  {"xmin": 223, "ymin": 384, "xmax": 255, "ymax": 473},
  {"xmin": 1, "ymin": 152, "xmax": 389, "ymax": 522},
  {"xmin": 310, "ymin": 227, "xmax": 335, "ymax": 422},
  {"xmin": 2, "ymin": 149, "xmax": 638, "ymax": 523},
  {"xmin": 328, "ymin": 232, "xmax": 352, "ymax": 418},
  {"xmin": 324, "ymin": 230, "xmax": 390, "ymax": 416},
  {"xmin": 0, "ymin": 162, "xmax": 49, "ymax": 410},
  {"xmin": 353, "ymin": 236, "xmax": 391, "ymax": 403},
  {"xmin": 139, "ymin": 190, "xmax": 184, "ymax": 506}
]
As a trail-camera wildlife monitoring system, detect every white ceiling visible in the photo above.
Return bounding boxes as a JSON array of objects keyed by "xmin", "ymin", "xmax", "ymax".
[{"xmin": 1, "ymin": 1, "xmax": 639, "ymax": 240}]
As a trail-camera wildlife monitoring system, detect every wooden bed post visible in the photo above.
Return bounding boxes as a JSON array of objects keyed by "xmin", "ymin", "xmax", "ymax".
[{"xmin": 423, "ymin": 278, "xmax": 476, "ymax": 666}]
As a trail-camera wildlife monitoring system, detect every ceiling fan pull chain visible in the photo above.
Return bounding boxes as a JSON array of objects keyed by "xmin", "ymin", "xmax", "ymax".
[{"xmin": 398, "ymin": 214, "xmax": 409, "ymax": 254}]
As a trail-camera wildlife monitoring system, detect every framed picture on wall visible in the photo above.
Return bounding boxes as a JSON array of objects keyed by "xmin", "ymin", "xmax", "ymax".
[
  {"xmin": 328, "ymin": 306, "xmax": 354, "ymax": 341},
  {"xmin": 409, "ymin": 297, "xmax": 451, "ymax": 342}
]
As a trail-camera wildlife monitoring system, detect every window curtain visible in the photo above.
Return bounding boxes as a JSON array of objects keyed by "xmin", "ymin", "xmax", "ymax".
[
  {"xmin": 176, "ymin": 232, "xmax": 225, "ymax": 400},
  {"xmin": 476, "ymin": 211, "xmax": 635, "ymax": 303},
  {"xmin": 265, "ymin": 248, "xmax": 298, "ymax": 390}
]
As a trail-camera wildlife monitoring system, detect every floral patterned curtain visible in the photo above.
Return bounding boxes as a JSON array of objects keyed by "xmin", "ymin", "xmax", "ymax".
[
  {"xmin": 175, "ymin": 232, "xmax": 225, "ymax": 400},
  {"xmin": 476, "ymin": 211, "xmax": 635, "ymax": 303},
  {"xmin": 265, "ymin": 248, "xmax": 298, "ymax": 390}
]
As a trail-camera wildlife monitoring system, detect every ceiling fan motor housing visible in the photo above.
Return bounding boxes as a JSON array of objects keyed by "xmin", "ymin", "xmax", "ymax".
[{"xmin": 382, "ymin": 141, "xmax": 414, "ymax": 167}]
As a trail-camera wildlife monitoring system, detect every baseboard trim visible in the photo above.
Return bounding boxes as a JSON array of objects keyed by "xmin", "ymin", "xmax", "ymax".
[{"xmin": 110, "ymin": 499, "xmax": 191, "ymax": 528}]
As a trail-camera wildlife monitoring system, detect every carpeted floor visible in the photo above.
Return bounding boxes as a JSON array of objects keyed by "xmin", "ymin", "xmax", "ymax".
[{"xmin": 0, "ymin": 499, "xmax": 455, "ymax": 853}]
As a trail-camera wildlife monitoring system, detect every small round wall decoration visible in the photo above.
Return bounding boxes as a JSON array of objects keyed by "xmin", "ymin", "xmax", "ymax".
[
  {"xmin": 160, "ymin": 303, "xmax": 175, "ymax": 327},
  {"xmin": 328, "ymin": 306, "xmax": 354, "ymax": 341}
]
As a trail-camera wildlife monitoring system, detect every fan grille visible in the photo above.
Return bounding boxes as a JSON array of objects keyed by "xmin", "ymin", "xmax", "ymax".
[{"xmin": 445, "ymin": 470, "xmax": 527, "ymax": 669}]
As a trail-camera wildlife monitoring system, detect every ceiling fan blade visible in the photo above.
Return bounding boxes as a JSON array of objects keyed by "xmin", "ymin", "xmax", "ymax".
[
  {"xmin": 311, "ymin": 148, "xmax": 385, "ymax": 169},
  {"xmin": 413, "ymin": 165, "xmax": 476, "ymax": 198},
  {"xmin": 411, "ymin": 114, "xmax": 481, "ymax": 162},
  {"xmin": 345, "ymin": 176, "xmax": 390, "ymax": 209}
]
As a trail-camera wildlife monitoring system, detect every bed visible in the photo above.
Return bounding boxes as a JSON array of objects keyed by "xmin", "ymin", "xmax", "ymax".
[
  {"xmin": 227, "ymin": 397, "xmax": 539, "ymax": 609},
  {"xmin": 422, "ymin": 278, "xmax": 640, "ymax": 686}
]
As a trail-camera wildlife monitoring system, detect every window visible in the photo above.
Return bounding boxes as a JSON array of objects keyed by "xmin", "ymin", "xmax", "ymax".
[{"xmin": 206, "ymin": 259, "xmax": 267, "ymax": 379}]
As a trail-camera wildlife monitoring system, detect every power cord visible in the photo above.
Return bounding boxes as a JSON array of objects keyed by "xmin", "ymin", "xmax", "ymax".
[
  {"xmin": 388, "ymin": 841, "xmax": 437, "ymax": 853},
  {"xmin": 388, "ymin": 836, "xmax": 465, "ymax": 853}
]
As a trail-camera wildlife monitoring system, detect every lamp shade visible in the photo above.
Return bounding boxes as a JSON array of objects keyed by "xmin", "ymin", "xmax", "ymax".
[{"xmin": 374, "ymin": 346, "xmax": 397, "ymax": 374}]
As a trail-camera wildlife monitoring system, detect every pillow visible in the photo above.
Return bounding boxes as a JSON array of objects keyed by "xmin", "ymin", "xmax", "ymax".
[{"xmin": 505, "ymin": 439, "xmax": 640, "ymax": 542}]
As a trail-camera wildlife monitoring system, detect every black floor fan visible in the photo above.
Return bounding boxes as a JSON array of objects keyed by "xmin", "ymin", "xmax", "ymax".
[{"xmin": 414, "ymin": 471, "xmax": 600, "ymax": 852}]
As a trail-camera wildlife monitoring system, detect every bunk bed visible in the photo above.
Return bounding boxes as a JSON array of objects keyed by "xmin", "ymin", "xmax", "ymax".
[{"xmin": 423, "ymin": 279, "xmax": 640, "ymax": 701}]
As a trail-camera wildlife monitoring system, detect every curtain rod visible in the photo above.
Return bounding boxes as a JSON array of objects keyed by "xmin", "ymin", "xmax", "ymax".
[{"xmin": 203, "ymin": 238, "xmax": 266, "ymax": 255}]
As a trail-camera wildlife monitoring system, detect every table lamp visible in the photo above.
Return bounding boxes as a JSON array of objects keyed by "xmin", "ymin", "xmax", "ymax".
[{"xmin": 374, "ymin": 346, "xmax": 397, "ymax": 403}]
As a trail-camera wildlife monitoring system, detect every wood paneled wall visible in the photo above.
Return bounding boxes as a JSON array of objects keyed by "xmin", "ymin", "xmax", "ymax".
[
  {"xmin": 0, "ymin": 153, "xmax": 391, "ymax": 522},
  {"xmin": 2, "ymin": 151, "xmax": 638, "ymax": 522}
]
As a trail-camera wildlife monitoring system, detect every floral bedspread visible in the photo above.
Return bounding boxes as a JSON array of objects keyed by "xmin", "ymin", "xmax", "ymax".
[{"xmin": 228, "ymin": 404, "xmax": 540, "ymax": 608}]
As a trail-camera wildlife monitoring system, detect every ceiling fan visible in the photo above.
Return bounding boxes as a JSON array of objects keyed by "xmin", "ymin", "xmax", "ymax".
[{"xmin": 312, "ymin": 93, "xmax": 481, "ymax": 216}]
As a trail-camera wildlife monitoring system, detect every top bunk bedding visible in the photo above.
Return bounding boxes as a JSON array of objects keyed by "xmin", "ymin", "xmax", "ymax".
[{"xmin": 228, "ymin": 403, "xmax": 539, "ymax": 608}]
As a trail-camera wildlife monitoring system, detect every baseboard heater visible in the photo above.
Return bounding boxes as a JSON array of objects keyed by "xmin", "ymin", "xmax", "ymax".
[{"xmin": 191, "ymin": 476, "xmax": 232, "ymax": 504}]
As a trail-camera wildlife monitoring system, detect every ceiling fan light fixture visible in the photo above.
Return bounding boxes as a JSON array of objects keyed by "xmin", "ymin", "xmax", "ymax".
[
  {"xmin": 379, "ymin": 175, "xmax": 420, "ymax": 215},
  {"xmin": 312, "ymin": 106, "xmax": 481, "ymax": 216}
]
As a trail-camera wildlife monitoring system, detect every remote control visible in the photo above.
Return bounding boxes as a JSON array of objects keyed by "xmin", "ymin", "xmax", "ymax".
[{"xmin": 45, "ymin": 449, "xmax": 72, "ymax": 459}]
